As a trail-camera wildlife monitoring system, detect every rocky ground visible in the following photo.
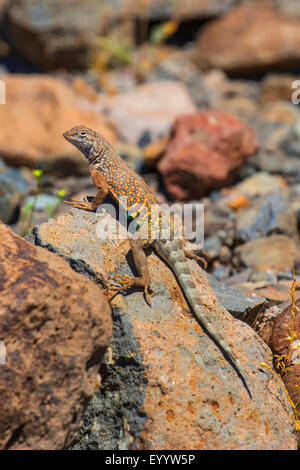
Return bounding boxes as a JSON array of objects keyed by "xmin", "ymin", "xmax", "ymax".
[{"xmin": 1, "ymin": 0, "xmax": 300, "ymax": 450}]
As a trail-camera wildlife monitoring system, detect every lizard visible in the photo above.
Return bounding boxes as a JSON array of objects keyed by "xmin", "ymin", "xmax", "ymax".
[{"xmin": 63, "ymin": 125, "xmax": 251, "ymax": 392}]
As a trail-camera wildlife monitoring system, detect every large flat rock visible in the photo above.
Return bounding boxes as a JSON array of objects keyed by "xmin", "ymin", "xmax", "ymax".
[{"xmin": 32, "ymin": 208, "xmax": 297, "ymax": 449}]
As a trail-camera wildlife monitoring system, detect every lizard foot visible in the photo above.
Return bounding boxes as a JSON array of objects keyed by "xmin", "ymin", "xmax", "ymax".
[
  {"xmin": 108, "ymin": 274, "xmax": 153, "ymax": 306},
  {"xmin": 184, "ymin": 249, "xmax": 209, "ymax": 270},
  {"xmin": 64, "ymin": 195, "xmax": 95, "ymax": 211}
]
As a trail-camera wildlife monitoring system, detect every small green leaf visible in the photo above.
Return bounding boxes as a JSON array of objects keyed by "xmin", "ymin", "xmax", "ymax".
[
  {"xmin": 23, "ymin": 201, "xmax": 34, "ymax": 217},
  {"xmin": 45, "ymin": 203, "xmax": 53, "ymax": 218}
]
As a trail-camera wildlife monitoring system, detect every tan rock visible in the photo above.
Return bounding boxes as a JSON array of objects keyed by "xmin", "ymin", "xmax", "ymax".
[
  {"xmin": 194, "ymin": 4, "xmax": 300, "ymax": 75},
  {"xmin": 235, "ymin": 235, "xmax": 299, "ymax": 272},
  {"xmin": 0, "ymin": 74, "xmax": 116, "ymax": 173},
  {"xmin": 0, "ymin": 222, "xmax": 112, "ymax": 450},
  {"xmin": 261, "ymin": 102, "xmax": 298, "ymax": 125},
  {"xmin": 99, "ymin": 81, "xmax": 196, "ymax": 144},
  {"xmin": 260, "ymin": 74, "xmax": 298, "ymax": 104},
  {"xmin": 235, "ymin": 172, "xmax": 287, "ymax": 197}
]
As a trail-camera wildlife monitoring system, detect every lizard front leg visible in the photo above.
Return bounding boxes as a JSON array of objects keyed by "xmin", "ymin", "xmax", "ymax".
[
  {"xmin": 109, "ymin": 238, "xmax": 153, "ymax": 306},
  {"xmin": 64, "ymin": 171, "xmax": 109, "ymax": 211}
]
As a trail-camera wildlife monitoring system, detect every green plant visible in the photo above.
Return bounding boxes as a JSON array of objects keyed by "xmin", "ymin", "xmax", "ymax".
[
  {"xmin": 21, "ymin": 169, "xmax": 43, "ymax": 237},
  {"xmin": 21, "ymin": 169, "xmax": 66, "ymax": 237},
  {"xmin": 45, "ymin": 189, "xmax": 66, "ymax": 219},
  {"xmin": 261, "ymin": 268, "xmax": 300, "ymax": 433},
  {"xmin": 150, "ymin": 20, "xmax": 179, "ymax": 45},
  {"xmin": 90, "ymin": 35, "xmax": 133, "ymax": 72}
]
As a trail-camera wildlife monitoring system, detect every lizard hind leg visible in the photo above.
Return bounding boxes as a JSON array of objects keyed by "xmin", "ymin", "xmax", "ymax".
[
  {"xmin": 108, "ymin": 239, "xmax": 153, "ymax": 306},
  {"xmin": 184, "ymin": 248, "xmax": 209, "ymax": 270}
]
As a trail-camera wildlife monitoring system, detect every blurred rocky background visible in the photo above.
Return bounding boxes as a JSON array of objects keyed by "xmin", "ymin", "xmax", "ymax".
[{"xmin": 1, "ymin": 0, "xmax": 300, "ymax": 450}]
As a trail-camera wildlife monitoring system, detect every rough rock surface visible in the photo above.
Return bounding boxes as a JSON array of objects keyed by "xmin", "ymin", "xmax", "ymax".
[
  {"xmin": 32, "ymin": 207, "xmax": 297, "ymax": 450},
  {"xmin": 99, "ymin": 81, "xmax": 196, "ymax": 145},
  {"xmin": 235, "ymin": 193, "xmax": 298, "ymax": 243},
  {"xmin": 271, "ymin": 299, "xmax": 300, "ymax": 421},
  {"xmin": 235, "ymin": 235, "xmax": 299, "ymax": 272},
  {"xmin": 0, "ymin": 222, "xmax": 112, "ymax": 450},
  {"xmin": 207, "ymin": 273, "xmax": 266, "ymax": 324},
  {"xmin": 0, "ymin": 74, "xmax": 116, "ymax": 173},
  {"xmin": 194, "ymin": 4, "xmax": 300, "ymax": 75},
  {"xmin": 157, "ymin": 110, "xmax": 258, "ymax": 200}
]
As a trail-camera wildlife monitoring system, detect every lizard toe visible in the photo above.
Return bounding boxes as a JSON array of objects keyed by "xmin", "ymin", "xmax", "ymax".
[
  {"xmin": 64, "ymin": 197, "xmax": 94, "ymax": 211},
  {"xmin": 144, "ymin": 287, "xmax": 154, "ymax": 307}
]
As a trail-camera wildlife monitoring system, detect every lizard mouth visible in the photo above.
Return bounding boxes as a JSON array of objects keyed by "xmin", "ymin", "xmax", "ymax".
[{"xmin": 63, "ymin": 131, "xmax": 73, "ymax": 142}]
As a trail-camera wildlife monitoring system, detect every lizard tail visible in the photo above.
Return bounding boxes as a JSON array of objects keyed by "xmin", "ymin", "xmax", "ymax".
[{"xmin": 155, "ymin": 240, "xmax": 251, "ymax": 390}]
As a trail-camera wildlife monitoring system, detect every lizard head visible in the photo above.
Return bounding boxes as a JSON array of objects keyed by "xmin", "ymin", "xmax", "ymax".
[{"xmin": 63, "ymin": 125, "xmax": 97, "ymax": 158}]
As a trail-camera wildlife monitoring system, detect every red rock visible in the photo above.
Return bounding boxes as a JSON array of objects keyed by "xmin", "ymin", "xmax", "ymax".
[
  {"xmin": 194, "ymin": 3, "xmax": 300, "ymax": 75},
  {"xmin": 0, "ymin": 75, "xmax": 116, "ymax": 173},
  {"xmin": 271, "ymin": 299, "xmax": 300, "ymax": 428},
  {"xmin": 0, "ymin": 223, "xmax": 112, "ymax": 450},
  {"xmin": 157, "ymin": 110, "xmax": 258, "ymax": 200}
]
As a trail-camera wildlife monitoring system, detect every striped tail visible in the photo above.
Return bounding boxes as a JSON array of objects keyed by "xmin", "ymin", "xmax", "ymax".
[{"xmin": 156, "ymin": 240, "xmax": 251, "ymax": 391}]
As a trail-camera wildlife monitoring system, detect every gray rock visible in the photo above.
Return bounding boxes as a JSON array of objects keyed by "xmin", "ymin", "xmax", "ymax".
[
  {"xmin": 25, "ymin": 193, "xmax": 60, "ymax": 212},
  {"xmin": 0, "ymin": 166, "xmax": 32, "ymax": 224},
  {"xmin": 224, "ymin": 268, "xmax": 253, "ymax": 287},
  {"xmin": 236, "ymin": 193, "xmax": 298, "ymax": 242},
  {"xmin": 2, "ymin": 0, "xmax": 123, "ymax": 70},
  {"xmin": 273, "ymin": 0, "xmax": 300, "ymax": 16},
  {"xmin": 251, "ymin": 120, "xmax": 300, "ymax": 182},
  {"xmin": 235, "ymin": 235, "xmax": 299, "ymax": 273},
  {"xmin": 19, "ymin": 193, "xmax": 61, "ymax": 228},
  {"xmin": 207, "ymin": 273, "xmax": 266, "ymax": 324},
  {"xmin": 3, "ymin": 0, "xmax": 242, "ymax": 71},
  {"xmin": 250, "ymin": 271, "xmax": 277, "ymax": 284},
  {"xmin": 144, "ymin": 0, "xmax": 241, "ymax": 20},
  {"xmin": 277, "ymin": 270, "xmax": 294, "ymax": 281},
  {"xmin": 148, "ymin": 50, "xmax": 211, "ymax": 109},
  {"xmin": 212, "ymin": 264, "xmax": 232, "ymax": 281},
  {"xmin": 204, "ymin": 234, "xmax": 222, "ymax": 259}
]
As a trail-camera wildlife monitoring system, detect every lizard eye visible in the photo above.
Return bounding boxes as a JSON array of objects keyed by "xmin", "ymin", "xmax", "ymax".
[{"xmin": 79, "ymin": 131, "xmax": 87, "ymax": 138}]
